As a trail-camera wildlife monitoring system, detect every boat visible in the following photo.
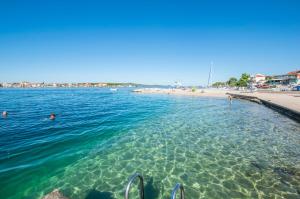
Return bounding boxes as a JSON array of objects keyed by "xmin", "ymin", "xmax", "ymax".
[{"xmin": 110, "ymin": 88, "xmax": 118, "ymax": 92}]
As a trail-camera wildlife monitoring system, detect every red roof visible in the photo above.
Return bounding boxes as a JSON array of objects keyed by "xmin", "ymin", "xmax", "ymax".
[{"xmin": 288, "ymin": 70, "xmax": 300, "ymax": 75}]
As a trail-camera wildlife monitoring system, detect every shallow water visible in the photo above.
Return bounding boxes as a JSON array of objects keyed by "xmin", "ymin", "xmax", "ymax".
[{"xmin": 0, "ymin": 88, "xmax": 299, "ymax": 199}]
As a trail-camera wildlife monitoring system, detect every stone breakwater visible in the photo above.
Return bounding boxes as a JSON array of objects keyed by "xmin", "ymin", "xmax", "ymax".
[{"xmin": 227, "ymin": 91, "xmax": 300, "ymax": 122}]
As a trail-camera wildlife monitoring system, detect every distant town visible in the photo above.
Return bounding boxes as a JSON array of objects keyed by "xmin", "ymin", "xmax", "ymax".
[
  {"xmin": 0, "ymin": 82, "xmax": 140, "ymax": 88},
  {"xmin": 250, "ymin": 70, "xmax": 300, "ymax": 87},
  {"xmin": 212, "ymin": 70, "xmax": 300, "ymax": 90},
  {"xmin": 1, "ymin": 70, "xmax": 299, "ymax": 90}
]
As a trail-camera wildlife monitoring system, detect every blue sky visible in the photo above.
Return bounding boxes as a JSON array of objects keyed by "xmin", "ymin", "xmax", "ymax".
[{"xmin": 0, "ymin": 0, "xmax": 299, "ymax": 85}]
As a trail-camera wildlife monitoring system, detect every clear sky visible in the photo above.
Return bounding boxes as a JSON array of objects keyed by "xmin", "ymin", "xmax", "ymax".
[{"xmin": 0, "ymin": 0, "xmax": 299, "ymax": 85}]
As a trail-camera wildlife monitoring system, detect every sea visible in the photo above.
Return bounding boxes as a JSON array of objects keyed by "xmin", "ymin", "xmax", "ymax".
[{"xmin": 0, "ymin": 88, "xmax": 299, "ymax": 199}]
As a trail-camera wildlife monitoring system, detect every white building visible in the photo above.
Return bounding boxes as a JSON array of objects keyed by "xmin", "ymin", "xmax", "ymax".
[{"xmin": 251, "ymin": 74, "xmax": 266, "ymax": 85}]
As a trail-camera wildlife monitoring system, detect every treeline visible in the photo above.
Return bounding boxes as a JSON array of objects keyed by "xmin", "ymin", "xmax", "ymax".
[
  {"xmin": 212, "ymin": 73, "xmax": 250, "ymax": 87},
  {"xmin": 106, "ymin": 82, "xmax": 138, "ymax": 86}
]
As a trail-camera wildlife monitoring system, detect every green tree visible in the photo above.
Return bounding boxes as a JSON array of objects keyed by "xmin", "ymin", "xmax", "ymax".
[
  {"xmin": 237, "ymin": 73, "xmax": 250, "ymax": 87},
  {"xmin": 212, "ymin": 82, "xmax": 225, "ymax": 87},
  {"xmin": 227, "ymin": 77, "xmax": 238, "ymax": 87}
]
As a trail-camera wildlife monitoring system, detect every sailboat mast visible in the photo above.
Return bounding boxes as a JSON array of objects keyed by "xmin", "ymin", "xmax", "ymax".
[{"xmin": 207, "ymin": 61, "xmax": 213, "ymax": 87}]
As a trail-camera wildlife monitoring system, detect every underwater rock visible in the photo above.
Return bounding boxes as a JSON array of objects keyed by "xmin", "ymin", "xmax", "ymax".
[
  {"xmin": 43, "ymin": 189, "xmax": 69, "ymax": 199},
  {"xmin": 280, "ymin": 179, "xmax": 290, "ymax": 186},
  {"xmin": 273, "ymin": 167, "xmax": 295, "ymax": 176},
  {"xmin": 250, "ymin": 161, "xmax": 263, "ymax": 170},
  {"xmin": 180, "ymin": 173, "xmax": 189, "ymax": 181}
]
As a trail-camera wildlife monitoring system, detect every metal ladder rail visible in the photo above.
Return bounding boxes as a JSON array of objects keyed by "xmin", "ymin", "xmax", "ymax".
[
  {"xmin": 170, "ymin": 183, "xmax": 185, "ymax": 199},
  {"xmin": 125, "ymin": 173, "xmax": 145, "ymax": 199}
]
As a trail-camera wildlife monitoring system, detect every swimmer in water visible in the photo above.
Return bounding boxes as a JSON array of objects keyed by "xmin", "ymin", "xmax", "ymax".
[
  {"xmin": 50, "ymin": 113, "xmax": 56, "ymax": 120},
  {"xmin": 228, "ymin": 95, "xmax": 232, "ymax": 104},
  {"xmin": 2, "ymin": 111, "xmax": 8, "ymax": 117}
]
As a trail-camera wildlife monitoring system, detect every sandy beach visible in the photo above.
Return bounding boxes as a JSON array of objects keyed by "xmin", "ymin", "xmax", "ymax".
[
  {"xmin": 134, "ymin": 88, "xmax": 300, "ymax": 121},
  {"xmin": 133, "ymin": 88, "xmax": 228, "ymax": 97},
  {"xmin": 134, "ymin": 88, "xmax": 300, "ymax": 112}
]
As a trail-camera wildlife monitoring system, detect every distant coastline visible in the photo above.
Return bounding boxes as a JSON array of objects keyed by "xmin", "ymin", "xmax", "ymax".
[{"xmin": 0, "ymin": 82, "xmax": 141, "ymax": 88}]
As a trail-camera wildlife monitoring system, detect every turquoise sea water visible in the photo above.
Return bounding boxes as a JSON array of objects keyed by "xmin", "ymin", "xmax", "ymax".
[{"xmin": 0, "ymin": 88, "xmax": 299, "ymax": 199}]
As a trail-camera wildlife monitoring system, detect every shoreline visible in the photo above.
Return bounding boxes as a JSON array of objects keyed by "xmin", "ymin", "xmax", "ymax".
[
  {"xmin": 227, "ymin": 91, "xmax": 300, "ymax": 122},
  {"xmin": 133, "ymin": 88, "xmax": 300, "ymax": 122},
  {"xmin": 133, "ymin": 88, "xmax": 228, "ymax": 98}
]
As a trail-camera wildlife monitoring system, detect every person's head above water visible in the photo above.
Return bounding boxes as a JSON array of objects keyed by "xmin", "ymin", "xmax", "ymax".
[
  {"xmin": 50, "ymin": 113, "xmax": 56, "ymax": 120},
  {"xmin": 2, "ymin": 111, "xmax": 8, "ymax": 117}
]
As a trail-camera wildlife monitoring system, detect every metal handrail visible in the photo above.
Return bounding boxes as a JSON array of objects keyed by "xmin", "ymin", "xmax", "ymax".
[
  {"xmin": 125, "ymin": 173, "xmax": 144, "ymax": 199},
  {"xmin": 170, "ymin": 183, "xmax": 185, "ymax": 199}
]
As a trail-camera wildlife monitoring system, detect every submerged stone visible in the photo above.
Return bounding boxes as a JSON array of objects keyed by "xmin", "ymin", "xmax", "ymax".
[
  {"xmin": 180, "ymin": 173, "xmax": 189, "ymax": 181},
  {"xmin": 43, "ymin": 189, "xmax": 69, "ymax": 199},
  {"xmin": 250, "ymin": 161, "xmax": 263, "ymax": 170},
  {"xmin": 273, "ymin": 167, "xmax": 296, "ymax": 176}
]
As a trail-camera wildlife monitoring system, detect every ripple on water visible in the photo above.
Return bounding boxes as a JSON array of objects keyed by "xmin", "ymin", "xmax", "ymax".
[
  {"xmin": 0, "ymin": 90, "xmax": 300, "ymax": 199},
  {"xmin": 39, "ymin": 102, "xmax": 300, "ymax": 198}
]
